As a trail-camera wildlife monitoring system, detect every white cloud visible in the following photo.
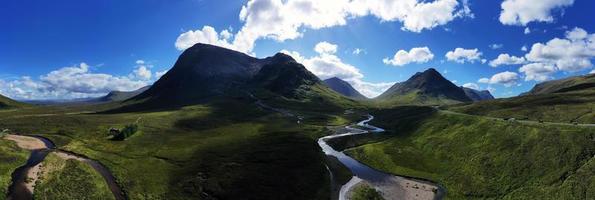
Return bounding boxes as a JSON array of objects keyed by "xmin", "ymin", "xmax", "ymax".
[
  {"xmin": 479, "ymin": 71, "xmax": 519, "ymax": 87},
  {"xmin": 519, "ymin": 63, "xmax": 556, "ymax": 81},
  {"xmin": 499, "ymin": 0, "xmax": 575, "ymax": 26},
  {"xmin": 521, "ymin": 45, "xmax": 528, "ymax": 51},
  {"xmin": 180, "ymin": 0, "xmax": 473, "ymax": 54},
  {"xmin": 445, "ymin": 47, "xmax": 482, "ymax": 63},
  {"xmin": 135, "ymin": 60, "xmax": 145, "ymax": 65},
  {"xmin": 525, "ymin": 27, "xmax": 595, "ymax": 72},
  {"xmin": 282, "ymin": 41, "xmax": 393, "ymax": 97},
  {"xmin": 489, "ymin": 44, "xmax": 503, "ymax": 49},
  {"xmin": 524, "ymin": 27, "xmax": 531, "ymax": 34},
  {"xmin": 0, "ymin": 62, "xmax": 152, "ymax": 100},
  {"xmin": 489, "ymin": 53, "xmax": 526, "ymax": 67},
  {"xmin": 590, "ymin": 70, "xmax": 595, "ymax": 74},
  {"xmin": 383, "ymin": 47, "xmax": 434, "ymax": 66},
  {"xmin": 155, "ymin": 70, "xmax": 168, "ymax": 79},
  {"xmin": 352, "ymin": 48, "xmax": 366, "ymax": 55},
  {"xmin": 134, "ymin": 66, "xmax": 152, "ymax": 80},
  {"xmin": 175, "ymin": 26, "xmax": 239, "ymax": 52},
  {"xmin": 462, "ymin": 82, "xmax": 479, "ymax": 90},
  {"xmin": 314, "ymin": 42, "xmax": 338, "ymax": 54}
]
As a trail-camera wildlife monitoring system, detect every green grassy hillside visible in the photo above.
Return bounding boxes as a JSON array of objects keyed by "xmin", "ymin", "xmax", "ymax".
[
  {"xmin": 0, "ymin": 94, "xmax": 26, "ymax": 109},
  {"xmin": 344, "ymin": 106, "xmax": 594, "ymax": 199},
  {"xmin": 0, "ymin": 97, "xmax": 359, "ymax": 199},
  {"xmin": 449, "ymin": 89, "xmax": 595, "ymax": 124},
  {"xmin": 0, "ymin": 138, "xmax": 29, "ymax": 199}
]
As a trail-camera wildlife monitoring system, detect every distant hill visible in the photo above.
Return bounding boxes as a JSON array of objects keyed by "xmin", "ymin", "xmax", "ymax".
[
  {"xmin": 96, "ymin": 85, "xmax": 150, "ymax": 102},
  {"xmin": 323, "ymin": 77, "xmax": 367, "ymax": 100},
  {"xmin": 522, "ymin": 73, "xmax": 595, "ymax": 95},
  {"xmin": 461, "ymin": 87, "xmax": 494, "ymax": 102},
  {"xmin": 117, "ymin": 43, "xmax": 358, "ymax": 111},
  {"xmin": 0, "ymin": 94, "xmax": 25, "ymax": 109},
  {"xmin": 376, "ymin": 68, "xmax": 471, "ymax": 105}
]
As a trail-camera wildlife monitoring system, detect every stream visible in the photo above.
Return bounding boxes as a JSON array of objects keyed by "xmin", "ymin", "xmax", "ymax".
[
  {"xmin": 318, "ymin": 115, "xmax": 445, "ymax": 200},
  {"xmin": 6, "ymin": 136, "xmax": 126, "ymax": 200}
]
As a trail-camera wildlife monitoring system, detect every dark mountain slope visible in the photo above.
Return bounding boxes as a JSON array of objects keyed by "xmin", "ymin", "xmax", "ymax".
[
  {"xmin": 462, "ymin": 87, "xmax": 495, "ymax": 102},
  {"xmin": 114, "ymin": 43, "xmax": 358, "ymax": 112},
  {"xmin": 376, "ymin": 68, "xmax": 471, "ymax": 105},
  {"xmin": 0, "ymin": 94, "xmax": 25, "ymax": 109},
  {"xmin": 323, "ymin": 77, "xmax": 367, "ymax": 100}
]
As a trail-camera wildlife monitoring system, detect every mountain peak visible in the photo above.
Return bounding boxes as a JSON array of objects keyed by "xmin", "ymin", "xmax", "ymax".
[
  {"xmin": 377, "ymin": 68, "xmax": 471, "ymax": 104},
  {"xmin": 270, "ymin": 52, "xmax": 296, "ymax": 63},
  {"xmin": 323, "ymin": 77, "xmax": 367, "ymax": 100}
]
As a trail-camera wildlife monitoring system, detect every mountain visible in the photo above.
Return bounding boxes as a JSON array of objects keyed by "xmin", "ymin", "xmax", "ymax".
[
  {"xmin": 97, "ymin": 86, "xmax": 151, "ymax": 102},
  {"xmin": 323, "ymin": 77, "xmax": 367, "ymax": 100},
  {"xmin": 376, "ymin": 68, "xmax": 471, "ymax": 105},
  {"xmin": 0, "ymin": 94, "xmax": 25, "ymax": 109},
  {"xmin": 117, "ymin": 43, "xmax": 357, "ymax": 111},
  {"xmin": 461, "ymin": 87, "xmax": 494, "ymax": 102},
  {"xmin": 521, "ymin": 73, "xmax": 595, "ymax": 96}
]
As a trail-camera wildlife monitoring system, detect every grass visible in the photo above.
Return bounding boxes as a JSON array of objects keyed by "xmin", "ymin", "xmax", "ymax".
[
  {"xmin": 345, "ymin": 106, "xmax": 595, "ymax": 199},
  {"xmin": 350, "ymin": 183, "xmax": 384, "ymax": 200},
  {"xmin": 0, "ymin": 96, "xmax": 361, "ymax": 199},
  {"xmin": 0, "ymin": 138, "xmax": 30, "ymax": 200},
  {"xmin": 34, "ymin": 153, "xmax": 114, "ymax": 200},
  {"xmin": 448, "ymin": 89, "xmax": 595, "ymax": 124}
]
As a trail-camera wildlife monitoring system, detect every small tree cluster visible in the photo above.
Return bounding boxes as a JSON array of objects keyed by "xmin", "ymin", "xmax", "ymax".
[{"xmin": 110, "ymin": 124, "xmax": 138, "ymax": 141}]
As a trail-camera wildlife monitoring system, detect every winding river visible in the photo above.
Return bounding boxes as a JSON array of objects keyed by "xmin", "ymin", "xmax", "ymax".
[
  {"xmin": 319, "ymin": 115, "xmax": 445, "ymax": 200},
  {"xmin": 6, "ymin": 135, "xmax": 126, "ymax": 200}
]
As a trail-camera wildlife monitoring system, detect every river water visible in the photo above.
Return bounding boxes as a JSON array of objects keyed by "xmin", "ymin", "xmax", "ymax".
[{"xmin": 318, "ymin": 115, "xmax": 444, "ymax": 200}]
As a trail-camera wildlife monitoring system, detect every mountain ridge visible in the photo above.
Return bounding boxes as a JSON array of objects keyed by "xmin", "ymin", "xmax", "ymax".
[
  {"xmin": 323, "ymin": 77, "xmax": 367, "ymax": 100},
  {"xmin": 376, "ymin": 68, "xmax": 472, "ymax": 105}
]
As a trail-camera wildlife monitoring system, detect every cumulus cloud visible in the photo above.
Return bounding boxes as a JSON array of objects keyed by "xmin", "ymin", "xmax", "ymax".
[
  {"xmin": 519, "ymin": 63, "xmax": 556, "ymax": 81},
  {"xmin": 314, "ymin": 42, "xmax": 338, "ymax": 54},
  {"xmin": 175, "ymin": 26, "xmax": 238, "ymax": 51},
  {"xmin": 462, "ymin": 82, "xmax": 479, "ymax": 90},
  {"xmin": 489, "ymin": 53, "xmax": 526, "ymax": 67},
  {"xmin": 282, "ymin": 41, "xmax": 394, "ymax": 97},
  {"xmin": 179, "ymin": 0, "xmax": 473, "ymax": 54},
  {"xmin": 525, "ymin": 27, "xmax": 595, "ymax": 72},
  {"xmin": 478, "ymin": 71, "xmax": 519, "ymax": 87},
  {"xmin": 0, "ymin": 62, "xmax": 152, "ymax": 100},
  {"xmin": 445, "ymin": 47, "xmax": 482, "ymax": 63},
  {"xmin": 521, "ymin": 45, "xmax": 528, "ymax": 51},
  {"xmin": 383, "ymin": 47, "xmax": 434, "ymax": 66},
  {"xmin": 489, "ymin": 44, "xmax": 503, "ymax": 49},
  {"xmin": 499, "ymin": 0, "xmax": 575, "ymax": 26},
  {"xmin": 524, "ymin": 27, "xmax": 531, "ymax": 34}
]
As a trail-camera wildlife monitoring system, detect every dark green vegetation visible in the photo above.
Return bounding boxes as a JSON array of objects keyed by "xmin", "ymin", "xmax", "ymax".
[
  {"xmin": 323, "ymin": 77, "xmax": 367, "ymax": 100},
  {"xmin": 350, "ymin": 183, "xmax": 384, "ymax": 200},
  {"xmin": 0, "ymin": 138, "xmax": 29, "ymax": 199},
  {"xmin": 376, "ymin": 68, "xmax": 473, "ymax": 105},
  {"xmin": 0, "ymin": 94, "xmax": 26, "ymax": 109},
  {"xmin": 110, "ymin": 124, "xmax": 139, "ymax": 141},
  {"xmin": 34, "ymin": 153, "xmax": 114, "ymax": 200},
  {"xmin": 0, "ymin": 96, "xmax": 360, "ymax": 199},
  {"xmin": 345, "ymin": 106, "xmax": 594, "ymax": 199}
]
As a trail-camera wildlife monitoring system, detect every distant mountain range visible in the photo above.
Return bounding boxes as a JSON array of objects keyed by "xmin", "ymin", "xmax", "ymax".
[
  {"xmin": 376, "ymin": 68, "xmax": 474, "ymax": 105},
  {"xmin": 323, "ymin": 77, "xmax": 367, "ymax": 100},
  {"xmin": 97, "ymin": 86, "xmax": 151, "ymax": 102},
  {"xmin": 462, "ymin": 87, "xmax": 494, "ymax": 102}
]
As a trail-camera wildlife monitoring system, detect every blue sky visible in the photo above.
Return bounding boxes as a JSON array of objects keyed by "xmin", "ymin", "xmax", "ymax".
[{"xmin": 1, "ymin": 0, "xmax": 594, "ymax": 99}]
